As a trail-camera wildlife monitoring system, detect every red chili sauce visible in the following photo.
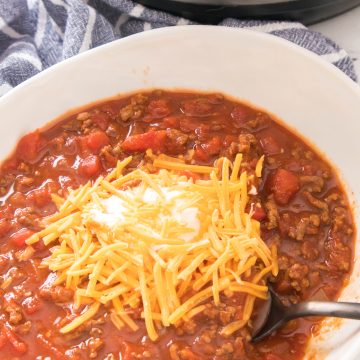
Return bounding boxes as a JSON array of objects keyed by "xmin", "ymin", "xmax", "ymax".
[{"xmin": 0, "ymin": 90, "xmax": 355, "ymax": 360}]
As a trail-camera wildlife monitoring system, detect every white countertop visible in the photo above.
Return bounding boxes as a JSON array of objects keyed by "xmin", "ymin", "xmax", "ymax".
[{"xmin": 310, "ymin": 6, "xmax": 360, "ymax": 80}]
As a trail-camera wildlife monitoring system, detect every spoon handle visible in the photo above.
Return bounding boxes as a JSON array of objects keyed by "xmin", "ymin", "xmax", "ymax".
[{"xmin": 286, "ymin": 301, "xmax": 360, "ymax": 321}]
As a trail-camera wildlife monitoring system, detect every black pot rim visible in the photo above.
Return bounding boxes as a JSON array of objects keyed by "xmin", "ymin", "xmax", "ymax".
[{"xmin": 135, "ymin": 0, "xmax": 360, "ymax": 25}]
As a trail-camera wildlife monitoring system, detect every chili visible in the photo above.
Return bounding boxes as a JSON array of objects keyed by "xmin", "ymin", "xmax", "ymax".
[{"xmin": 0, "ymin": 90, "xmax": 355, "ymax": 360}]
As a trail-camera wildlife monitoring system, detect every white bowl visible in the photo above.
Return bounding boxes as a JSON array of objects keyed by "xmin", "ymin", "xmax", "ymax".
[{"xmin": 0, "ymin": 25, "xmax": 359, "ymax": 359}]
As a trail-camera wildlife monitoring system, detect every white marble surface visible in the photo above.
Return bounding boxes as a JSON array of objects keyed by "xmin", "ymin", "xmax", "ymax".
[{"xmin": 310, "ymin": 6, "xmax": 360, "ymax": 80}]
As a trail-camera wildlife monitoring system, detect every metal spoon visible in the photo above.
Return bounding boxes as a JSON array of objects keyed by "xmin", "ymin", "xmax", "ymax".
[{"xmin": 252, "ymin": 285, "xmax": 360, "ymax": 342}]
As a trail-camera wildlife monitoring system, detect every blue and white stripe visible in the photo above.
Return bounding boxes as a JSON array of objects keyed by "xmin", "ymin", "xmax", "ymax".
[{"xmin": 0, "ymin": 0, "xmax": 356, "ymax": 96}]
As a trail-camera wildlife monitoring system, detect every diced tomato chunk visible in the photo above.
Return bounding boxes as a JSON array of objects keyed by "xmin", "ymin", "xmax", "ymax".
[
  {"xmin": 195, "ymin": 124, "xmax": 211, "ymax": 141},
  {"xmin": 0, "ymin": 219, "xmax": 11, "ymax": 238},
  {"xmin": 0, "ymin": 206, "xmax": 12, "ymax": 220},
  {"xmin": 85, "ymin": 131, "xmax": 110, "ymax": 154},
  {"xmin": 180, "ymin": 170, "xmax": 201, "ymax": 182},
  {"xmin": 194, "ymin": 147, "xmax": 208, "ymax": 162},
  {"xmin": 231, "ymin": 105, "xmax": 251, "ymax": 126},
  {"xmin": 195, "ymin": 136, "xmax": 221, "ymax": 162},
  {"xmin": 10, "ymin": 228, "xmax": 34, "ymax": 249},
  {"xmin": 27, "ymin": 188, "xmax": 50, "ymax": 207},
  {"xmin": 181, "ymin": 98, "xmax": 214, "ymax": 117},
  {"xmin": 91, "ymin": 112, "xmax": 110, "ymax": 130},
  {"xmin": 251, "ymin": 205, "xmax": 267, "ymax": 221},
  {"xmin": 16, "ymin": 131, "xmax": 42, "ymax": 163},
  {"xmin": 147, "ymin": 99, "xmax": 171, "ymax": 119},
  {"xmin": 270, "ymin": 168, "xmax": 300, "ymax": 205},
  {"xmin": 204, "ymin": 136, "xmax": 221, "ymax": 154},
  {"xmin": 22, "ymin": 295, "xmax": 43, "ymax": 315},
  {"xmin": 79, "ymin": 155, "xmax": 102, "ymax": 177},
  {"xmin": 121, "ymin": 131, "xmax": 167, "ymax": 153},
  {"xmin": 260, "ymin": 134, "xmax": 281, "ymax": 155},
  {"xmin": 28, "ymin": 181, "xmax": 58, "ymax": 207},
  {"xmin": 9, "ymin": 192, "xmax": 27, "ymax": 207},
  {"xmin": 161, "ymin": 116, "xmax": 180, "ymax": 129}
]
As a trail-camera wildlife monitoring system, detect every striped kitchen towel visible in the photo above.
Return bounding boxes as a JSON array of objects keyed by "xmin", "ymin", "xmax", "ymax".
[{"xmin": 0, "ymin": 0, "xmax": 356, "ymax": 96}]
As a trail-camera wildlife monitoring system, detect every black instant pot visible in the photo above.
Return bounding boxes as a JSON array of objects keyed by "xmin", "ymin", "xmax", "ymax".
[{"xmin": 136, "ymin": 0, "xmax": 360, "ymax": 24}]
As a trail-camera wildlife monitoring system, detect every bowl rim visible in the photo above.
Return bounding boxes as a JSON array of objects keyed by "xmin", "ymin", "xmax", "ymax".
[{"xmin": 1, "ymin": 25, "xmax": 359, "ymax": 105}]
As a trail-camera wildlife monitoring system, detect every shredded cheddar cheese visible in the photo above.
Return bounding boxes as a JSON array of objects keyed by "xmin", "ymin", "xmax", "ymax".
[
  {"xmin": 255, "ymin": 155, "xmax": 265, "ymax": 178},
  {"xmin": 27, "ymin": 153, "xmax": 276, "ymax": 341}
]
